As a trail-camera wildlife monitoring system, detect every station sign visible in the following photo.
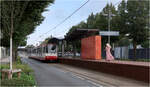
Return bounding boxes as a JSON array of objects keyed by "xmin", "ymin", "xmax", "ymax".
[{"xmin": 99, "ymin": 31, "xmax": 119, "ymax": 36}]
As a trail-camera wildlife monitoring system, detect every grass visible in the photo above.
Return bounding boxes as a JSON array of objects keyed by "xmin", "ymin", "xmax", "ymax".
[
  {"xmin": 0, "ymin": 56, "xmax": 37, "ymax": 86},
  {"xmin": 0, "ymin": 73, "xmax": 36, "ymax": 86}
]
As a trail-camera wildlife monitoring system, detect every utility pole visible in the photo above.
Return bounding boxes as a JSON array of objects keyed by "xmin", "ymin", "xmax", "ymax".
[
  {"xmin": 102, "ymin": 2, "xmax": 116, "ymax": 44},
  {"xmin": 62, "ymin": 40, "xmax": 64, "ymax": 57},
  {"xmin": 108, "ymin": 6, "xmax": 111, "ymax": 44}
]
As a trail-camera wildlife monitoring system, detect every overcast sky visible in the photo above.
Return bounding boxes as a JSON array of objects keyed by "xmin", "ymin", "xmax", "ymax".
[{"xmin": 27, "ymin": 0, "xmax": 121, "ymax": 46}]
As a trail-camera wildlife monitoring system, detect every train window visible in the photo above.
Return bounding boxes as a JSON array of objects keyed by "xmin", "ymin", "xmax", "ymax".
[
  {"xmin": 46, "ymin": 46, "xmax": 48, "ymax": 53},
  {"xmin": 51, "ymin": 45, "xmax": 56, "ymax": 50},
  {"xmin": 45, "ymin": 47, "xmax": 46, "ymax": 53},
  {"xmin": 43, "ymin": 47, "xmax": 44, "ymax": 53},
  {"xmin": 39, "ymin": 48, "xmax": 41, "ymax": 56},
  {"xmin": 44, "ymin": 47, "xmax": 45, "ymax": 53},
  {"xmin": 42, "ymin": 47, "xmax": 44, "ymax": 53}
]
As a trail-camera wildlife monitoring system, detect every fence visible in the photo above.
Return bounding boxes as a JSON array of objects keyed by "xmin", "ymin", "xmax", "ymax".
[
  {"xmin": 114, "ymin": 46, "xmax": 129, "ymax": 59},
  {"xmin": 102, "ymin": 47, "xmax": 150, "ymax": 59},
  {"xmin": 0, "ymin": 47, "xmax": 9, "ymax": 59},
  {"xmin": 129, "ymin": 48, "xmax": 150, "ymax": 59}
]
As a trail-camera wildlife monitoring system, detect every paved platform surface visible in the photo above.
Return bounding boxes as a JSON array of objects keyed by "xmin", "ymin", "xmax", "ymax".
[
  {"xmin": 61, "ymin": 58, "xmax": 150, "ymax": 67},
  {"xmin": 90, "ymin": 59, "xmax": 150, "ymax": 67}
]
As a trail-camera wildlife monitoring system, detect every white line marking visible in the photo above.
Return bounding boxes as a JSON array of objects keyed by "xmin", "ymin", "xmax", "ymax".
[
  {"xmin": 87, "ymin": 80, "xmax": 103, "ymax": 87},
  {"xmin": 59, "ymin": 70, "xmax": 67, "ymax": 73},
  {"xmin": 73, "ymin": 73, "xmax": 109, "ymax": 86},
  {"xmin": 75, "ymin": 76, "xmax": 85, "ymax": 80},
  {"xmin": 71, "ymin": 74, "xmax": 85, "ymax": 80},
  {"xmin": 70, "ymin": 73, "xmax": 103, "ymax": 87}
]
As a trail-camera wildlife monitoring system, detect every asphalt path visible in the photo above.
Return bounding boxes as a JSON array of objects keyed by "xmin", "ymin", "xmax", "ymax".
[{"xmin": 22, "ymin": 58, "xmax": 103, "ymax": 87}]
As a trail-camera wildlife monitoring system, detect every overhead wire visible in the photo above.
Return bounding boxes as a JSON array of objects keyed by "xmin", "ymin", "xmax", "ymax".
[
  {"xmin": 32, "ymin": 0, "xmax": 121, "ymax": 45},
  {"xmin": 32, "ymin": 0, "xmax": 90, "ymax": 45},
  {"xmin": 53, "ymin": 17, "xmax": 88, "ymax": 38}
]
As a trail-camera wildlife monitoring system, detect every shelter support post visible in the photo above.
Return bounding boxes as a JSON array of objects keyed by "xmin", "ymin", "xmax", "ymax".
[
  {"xmin": 62, "ymin": 40, "xmax": 65, "ymax": 57},
  {"xmin": 73, "ymin": 43, "xmax": 77, "ymax": 58}
]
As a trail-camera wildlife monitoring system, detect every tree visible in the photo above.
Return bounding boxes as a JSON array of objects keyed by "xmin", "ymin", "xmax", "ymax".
[
  {"xmin": 26, "ymin": 45, "xmax": 35, "ymax": 48},
  {"xmin": 65, "ymin": 24, "xmax": 81, "ymax": 53},
  {"xmin": 87, "ymin": 13, "xmax": 96, "ymax": 28},
  {"xmin": 78, "ymin": 21, "xmax": 87, "ymax": 28},
  {"xmin": 1, "ymin": 0, "xmax": 54, "ymax": 61},
  {"xmin": 40, "ymin": 37, "xmax": 52, "ymax": 45},
  {"xmin": 141, "ymin": 40, "xmax": 149, "ymax": 48},
  {"xmin": 116, "ymin": 0, "xmax": 128, "ymax": 35},
  {"xmin": 117, "ymin": 37, "xmax": 131, "ymax": 46},
  {"xmin": 126, "ymin": 0, "xmax": 149, "ymax": 59},
  {"xmin": 66, "ymin": 0, "xmax": 149, "ymax": 59},
  {"xmin": 66, "ymin": 3, "xmax": 119, "ymax": 52}
]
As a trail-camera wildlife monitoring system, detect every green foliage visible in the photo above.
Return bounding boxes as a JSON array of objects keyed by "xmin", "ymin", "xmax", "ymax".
[
  {"xmin": 126, "ymin": 0, "xmax": 149, "ymax": 45},
  {"xmin": 16, "ymin": 56, "xmax": 22, "ymax": 64},
  {"xmin": 0, "ymin": 63, "xmax": 33, "ymax": 76},
  {"xmin": 66, "ymin": 3, "xmax": 119, "ymax": 52},
  {"xmin": 87, "ymin": 13, "xmax": 96, "ymax": 28},
  {"xmin": 66, "ymin": 0, "xmax": 149, "ymax": 59},
  {"xmin": 26, "ymin": 45, "xmax": 35, "ymax": 48},
  {"xmin": 117, "ymin": 37, "xmax": 131, "ymax": 46},
  {"xmin": 1, "ymin": 0, "xmax": 54, "ymax": 60},
  {"xmin": 40, "ymin": 37, "xmax": 52, "ymax": 45},
  {"xmin": 1, "ymin": 73, "xmax": 36, "ymax": 86},
  {"xmin": 14, "ymin": 64, "xmax": 33, "ymax": 74},
  {"xmin": 0, "ymin": 64, "xmax": 10, "ymax": 69},
  {"xmin": 0, "ymin": 58, "xmax": 36, "ymax": 86},
  {"xmin": 125, "ymin": 0, "xmax": 149, "ymax": 58},
  {"xmin": 141, "ymin": 40, "xmax": 149, "ymax": 48}
]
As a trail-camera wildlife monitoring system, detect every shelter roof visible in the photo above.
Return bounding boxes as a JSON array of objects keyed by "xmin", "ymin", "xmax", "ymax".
[
  {"xmin": 65, "ymin": 29, "xmax": 99, "ymax": 41},
  {"xmin": 48, "ymin": 37, "xmax": 63, "ymax": 44}
]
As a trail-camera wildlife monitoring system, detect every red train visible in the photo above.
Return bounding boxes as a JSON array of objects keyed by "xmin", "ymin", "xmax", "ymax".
[{"xmin": 28, "ymin": 38, "xmax": 60, "ymax": 61}]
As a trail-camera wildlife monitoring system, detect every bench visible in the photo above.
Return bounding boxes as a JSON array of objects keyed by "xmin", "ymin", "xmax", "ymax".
[{"xmin": 1, "ymin": 69, "xmax": 22, "ymax": 79}]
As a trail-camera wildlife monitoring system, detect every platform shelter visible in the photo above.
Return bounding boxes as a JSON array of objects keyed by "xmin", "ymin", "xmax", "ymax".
[{"xmin": 65, "ymin": 29, "xmax": 101, "ymax": 60}]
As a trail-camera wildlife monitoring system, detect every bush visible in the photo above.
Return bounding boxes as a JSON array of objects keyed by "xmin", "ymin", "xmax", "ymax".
[
  {"xmin": 16, "ymin": 56, "xmax": 22, "ymax": 64},
  {"xmin": 13, "ymin": 63, "xmax": 33, "ymax": 74},
  {"xmin": 0, "ymin": 63, "xmax": 33, "ymax": 74},
  {"xmin": 0, "ymin": 64, "xmax": 9, "ymax": 69},
  {"xmin": 1, "ymin": 73, "xmax": 36, "ymax": 86}
]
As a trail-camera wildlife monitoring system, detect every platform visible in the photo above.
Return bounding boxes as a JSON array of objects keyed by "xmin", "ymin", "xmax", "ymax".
[
  {"xmin": 58, "ymin": 57, "xmax": 150, "ymax": 83},
  {"xmin": 87, "ymin": 59, "xmax": 150, "ymax": 67}
]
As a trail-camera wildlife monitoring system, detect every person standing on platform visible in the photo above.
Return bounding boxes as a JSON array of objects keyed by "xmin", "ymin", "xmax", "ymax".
[{"xmin": 105, "ymin": 43, "xmax": 114, "ymax": 61}]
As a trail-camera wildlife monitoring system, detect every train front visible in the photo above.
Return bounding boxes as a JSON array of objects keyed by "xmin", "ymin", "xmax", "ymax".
[{"xmin": 44, "ymin": 44, "xmax": 58, "ymax": 61}]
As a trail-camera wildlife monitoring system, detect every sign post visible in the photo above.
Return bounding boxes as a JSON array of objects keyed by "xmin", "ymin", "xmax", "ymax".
[
  {"xmin": 99, "ymin": 31, "xmax": 119, "ymax": 45},
  {"xmin": 99, "ymin": 31, "xmax": 119, "ymax": 50},
  {"xmin": 99, "ymin": 31, "xmax": 119, "ymax": 36}
]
